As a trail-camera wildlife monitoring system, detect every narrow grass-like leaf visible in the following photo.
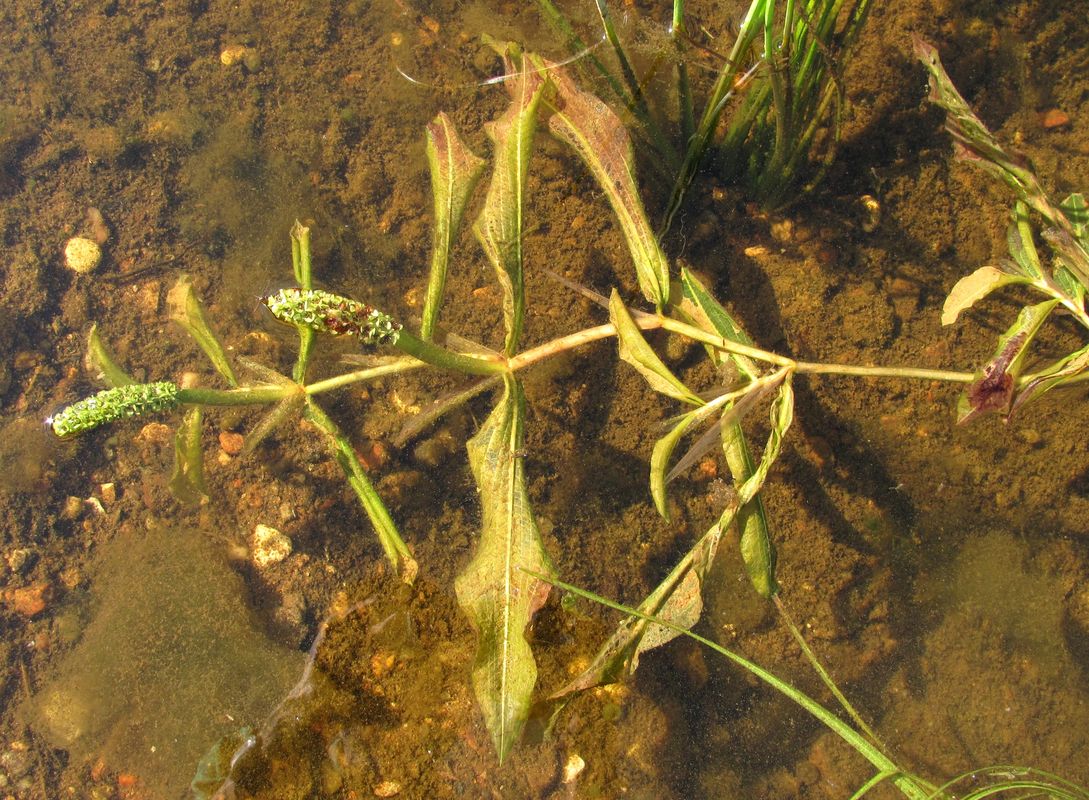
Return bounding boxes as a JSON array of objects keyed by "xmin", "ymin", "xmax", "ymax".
[
  {"xmin": 541, "ymin": 573, "xmax": 936, "ymax": 800},
  {"xmin": 170, "ymin": 407, "xmax": 207, "ymax": 505},
  {"xmin": 455, "ymin": 375, "xmax": 555, "ymax": 762},
  {"xmin": 942, "ymin": 265, "xmax": 1028, "ymax": 326},
  {"xmin": 544, "ymin": 58, "xmax": 671, "ymax": 307},
  {"xmin": 304, "ymin": 400, "xmax": 416, "ymax": 583},
  {"xmin": 86, "ymin": 323, "xmax": 133, "ymax": 387},
  {"xmin": 473, "ymin": 45, "xmax": 546, "ymax": 355},
  {"xmin": 168, "ymin": 276, "xmax": 238, "ymax": 387},
  {"xmin": 609, "ymin": 289, "xmax": 700, "ymax": 404},
  {"xmin": 958, "ymin": 300, "xmax": 1058, "ymax": 423},
  {"xmin": 422, "ymin": 113, "xmax": 487, "ymax": 340}
]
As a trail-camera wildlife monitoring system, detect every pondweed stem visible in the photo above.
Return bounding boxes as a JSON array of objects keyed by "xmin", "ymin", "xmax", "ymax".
[
  {"xmin": 177, "ymin": 385, "xmax": 296, "ymax": 407},
  {"xmin": 394, "ymin": 330, "xmax": 508, "ymax": 375},
  {"xmin": 304, "ymin": 358, "xmax": 427, "ymax": 396}
]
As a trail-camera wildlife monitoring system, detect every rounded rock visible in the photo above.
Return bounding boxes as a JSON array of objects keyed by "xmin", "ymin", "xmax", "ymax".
[
  {"xmin": 251, "ymin": 524, "xmax": 292, "ymax": 568},
  {"xmin": 64, "ymin": 237, "xmax": 102, "ymax": 274}
]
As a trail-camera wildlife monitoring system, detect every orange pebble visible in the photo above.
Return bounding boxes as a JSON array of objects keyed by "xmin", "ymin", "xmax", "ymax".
[{"xmin": 1040, "ymin": 108, "xmax": 1070, "ymax": 129}]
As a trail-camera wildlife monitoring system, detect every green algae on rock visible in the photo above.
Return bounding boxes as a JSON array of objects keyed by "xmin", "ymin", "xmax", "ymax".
[{"xmin": 27, "ymin": 526, "xmax": 304, "ymax": 797}]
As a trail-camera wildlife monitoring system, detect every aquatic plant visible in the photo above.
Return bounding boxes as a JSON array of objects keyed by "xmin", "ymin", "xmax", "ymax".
[
  {"xmin": 47, "ymin": 37, "xmax": 1085, "ymax": 792},
  {"xmin": 537, "ymin": 0, "xmax": 874, "ymax": 221}
]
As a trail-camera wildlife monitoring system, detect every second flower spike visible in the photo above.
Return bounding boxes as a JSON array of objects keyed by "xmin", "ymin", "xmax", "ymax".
[{"xmin": 263, "ymin": 288, "xmax": 401, "ymax": 346}]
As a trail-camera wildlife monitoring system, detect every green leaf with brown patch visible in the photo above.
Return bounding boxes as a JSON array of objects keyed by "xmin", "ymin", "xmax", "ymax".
[
  {"xmin": 473, "ymin": 44, "xmax": 546, "ymax": 355},
  {"xmin": 455, "ymin": 375, "xmax": 554, "ymax": 762}
]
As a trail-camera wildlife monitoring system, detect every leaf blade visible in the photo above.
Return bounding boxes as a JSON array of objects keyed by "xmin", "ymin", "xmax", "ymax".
[
  {"xmin": 543, "ymin": 57, "xmax": 671, "ymax": 307},
  {"xmin": 422, "ymin": 113, "xmax": 487, "ymax": 340},
  {"xmin": 473, "ymin": 46, "xmax": 546, "ymax": 355},
  {"xmin": 455, "ymin": 375, "xmax": 554, "ymax": 761},
  {"xmin": 609, "ymin": 290, "xmax": 700, "ymax": 404}
]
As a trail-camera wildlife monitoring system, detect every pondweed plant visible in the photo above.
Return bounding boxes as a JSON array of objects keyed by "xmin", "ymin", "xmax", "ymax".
[
  {"xmin": 537, "ymin": 0, "xmax": 873, "ymax": 221},
  {"xmin": 49, "ymin": 37, "xmax": 1087, "ymax": 794}
]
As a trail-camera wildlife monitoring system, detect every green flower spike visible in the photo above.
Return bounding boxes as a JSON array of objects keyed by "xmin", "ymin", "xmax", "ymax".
[
  {"xmin": 263, "ymin": 288, "xmax": 401, "ymax": 346},
  {"xmin": 50, "ymin": 381, "xmax": 181, "ymax": 438}
]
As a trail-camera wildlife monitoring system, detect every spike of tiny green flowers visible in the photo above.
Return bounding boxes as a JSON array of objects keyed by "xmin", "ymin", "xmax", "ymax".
[
  {"xmin": 263, "ymin": 288, "xmax": 401, "ymax": 346},
  {"xmin": 50, "ymin": 381, "xmax": 181, "ymax": 438}
]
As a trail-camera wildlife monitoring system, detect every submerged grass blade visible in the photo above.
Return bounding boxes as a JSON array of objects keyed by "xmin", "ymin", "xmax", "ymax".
[
  {"xmin": 473, "ymin": 45, "xmax": 546, "ymax": 355},
  {"xmin": 544, "ymin": 58, "xmax": 671, "ymax": 307},
  {"xmin": 455, "ymin": 375, "xmax": 555, "ymax": 762},
  {"xmin": 537, "ymin": 573, "xmax": 935, "ymax": 800},
  {"xmin": 423, "ymin": 113, "xmax": 487, "ymax": 340}
]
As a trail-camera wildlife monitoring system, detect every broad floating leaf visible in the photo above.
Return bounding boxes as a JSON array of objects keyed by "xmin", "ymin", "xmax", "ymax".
[
  {"xmin": 455, "ymin": 375, "xmax": 554, "ymax": 761},
  {"xmin": 609, "ymin": 290, "xmax": 700, "ymax": 405},
  {"xmin": 168, "ymin": 276, "xmax": 238, "ymax": 387},
  {"xmin": 942, "ymin": 265, "xmax": 1027, "ymax": 326},
  {"xmin": 473, "ymin": 44, "xmax": 546, "ymax": 355},
  {"xmin": 543, "ymin": 57, "xmax": 671, "ymax": 307},
  {"xmin": 422, "ymin": 113, "xmax": 487, "ymax": 340}
]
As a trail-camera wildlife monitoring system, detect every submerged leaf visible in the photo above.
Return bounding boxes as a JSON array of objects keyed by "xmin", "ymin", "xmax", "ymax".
[
  {"xmin": 474, "ymin": 45, "xmax": 546, "ymax": 355},
  {"xmin": 1011, "ymin": 342, "xmax": 1089, "ymax": 414},
  {"xmin": 168, "ymin": 276, "xmax": 238, "ymax": 387},
  {"xmin": 542, "ymin": 56, "xmax": 671, "ymax": 307},
  {"xmin": 455, "ymin": 375, "xmax": 554, "ymax": 762},
  {"xmin": 170, "ymin": 407, "xmax": 207, "ymax": 506},
  {"xmin": 85, "ymin": 324, "xmax": 133, "ymax": 388},
  {"xmin": 552, "ymin": 503, "xmax": 730, "ymax": 699},
  {"xmin": 942, "ymin": 265, "xmax": 1027, "ymax": 326},
  {"xmin": 650, "ymin": 411, "xmax": 698, "ymax": 519},
  {"xmin": 609, "ymin": 290, "xmax": 700, "ymax": 404},
  {"xmin": 423, "ymin": 113, "xmax": 487, "ymax": 340}
]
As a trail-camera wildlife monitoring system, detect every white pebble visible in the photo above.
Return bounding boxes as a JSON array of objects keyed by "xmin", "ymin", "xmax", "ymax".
[
  {"xmin": 63, "ymin": 237, "xmax": 102, "ymax": 274},
  {"xmin": 251, "ymin": 524, "xmax": 292, "ymax": 568}
]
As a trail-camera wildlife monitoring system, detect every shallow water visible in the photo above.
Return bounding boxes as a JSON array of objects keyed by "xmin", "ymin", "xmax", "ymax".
[{"xmin": 0, "ymin": 1, "xmax": 1087, "ymax": 798}]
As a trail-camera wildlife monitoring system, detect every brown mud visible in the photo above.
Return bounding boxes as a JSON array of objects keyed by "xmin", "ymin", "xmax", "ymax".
[{"xmin": 0, "ymin": 1, "xmax": 1088, "ymax": 798}]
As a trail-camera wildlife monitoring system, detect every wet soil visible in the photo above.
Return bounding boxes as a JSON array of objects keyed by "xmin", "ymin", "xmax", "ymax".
[{"xmin": 0, "ymin": 1, "xmax": 1088, "ymax": 798}]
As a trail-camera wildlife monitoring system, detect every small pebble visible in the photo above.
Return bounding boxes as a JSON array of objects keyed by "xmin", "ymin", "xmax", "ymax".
[
  {"xmin": 9, "ymin": 582, "xmax": 50, "ymax": 617},
  {"xmin": 374, "ymin": 780, "xmax": 402, "ymax": 797},
  {"xmin": 64, "ymin": 237, "xmax": 102, "ymax": 274},
  {"xmin": 251, "ymin": 524, "xmax": 292, "ymax": 568},
  {"xmin": 562, "ymin": 754, "xmax": 586, "ymax": 784},
  {"xmin": 219, "ymin": 430, "xmax": 245, "ymax": 456},
  {"xmin": 1040, "ymin": 108, "xmax": 1070, "ymax": 129}
]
